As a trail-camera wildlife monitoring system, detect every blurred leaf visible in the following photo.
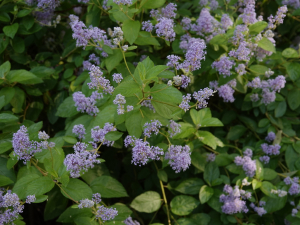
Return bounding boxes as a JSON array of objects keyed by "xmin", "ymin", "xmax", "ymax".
[
  {"xmin": 130, "ymin": 191, "xmax": 162, "ymax": 213},
  {"xmin": 170, "ymin": 195, "xmax": 199, "ymax": 216}
]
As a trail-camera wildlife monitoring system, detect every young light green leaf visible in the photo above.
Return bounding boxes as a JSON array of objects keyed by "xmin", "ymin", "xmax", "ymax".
[
  {"xmin": 123, "ymin": 20, "xmax": 141, "ymax": 45},
  {"xmin": 130, "ymin": 191, "xmax": 162, "ymax": 213},
  {"xmin": 170, "ymin": 195, "xmax": 200, "ymax": 216},
  {"xmin": 199, "ymin": 185, "xmax": 214, "ymax": 204}
]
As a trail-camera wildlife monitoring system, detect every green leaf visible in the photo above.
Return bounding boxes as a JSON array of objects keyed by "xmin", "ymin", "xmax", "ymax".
[
  {"xmin": 209, "ymin": 34, "xmax": 228, "ymax": 46},
  {"xmin": 57, "ymin": 207, "xmax": 93, "ymax": 223},
  {"xmin": 134, "ymin": 34, "xmax": 160, "ymax": 46},
  {"xmin": 111, "ymin": 203, "xmax": 132, "ymax": 221},
  {"xmin": 257, "ymin": 37, "xmax": 275, "ymax": 53},
  {"xmin": 252, "ymin": 179, "xmax": 262, "ymax": 190},
  {"xmin": 125, "ymin": 110, "xmax": 143, "ymax": 138},
  {"xmin": 286, "ymin": 62, "xmax": 300, "ymax": 81},
  {"xmin": 201, "ymin": 118, "xmax": 223, "ymax": 127},
  {"xmin": 288, "ymin": 88, "xmax": 300, "ymax": 110},
  {"xmin": 13, "ymin": 174, "xmax": 54, "ymax": 199},
  {"xmin": 56, "ymin": 97, "xmax": 79, "ymax": 118},
  {"xmin": 170, "ymin": 195, "xmax": 200, "ymax": 216},
  {"xmin": 0, "ymin": 113, "xmax": 18, "ymax": 123},
  {"xmin": 0, "ymin": 61, "xmax": 11, "ymax": 78},
  {"xmin": 130, "ymin": 191, "xmax": 162, "ymax": 213},
  {"xmin": 282, "ymin": 48, "xmax": 299, "ymax": 58},
  {"xmin": 275, "ymin": 101, "xmax": 286, "ymax": 118},
  {"xmin": 226, "ymin": 125, "xmax": 247, "ymax": 140},
  {"xmin": 157, "ymin": 170, "xmax": 168, "ymax": 182},
  {"xmin": 61, "ymin": 179, "xmax": 93, "ymax": 201},
  {"xmin": 0, "ymin": 12, "xmax": 10, "ymax": 22},
  {"xmin": 255, "ymin": 160, "xmax": 264, "ymax": 180},
  {"xmin": 114, "ymin": 80, "xmax": 141, "ymax": 97},
  {"xmin": 3, "ymin": 23, "xmax": 19, "ymax": 39},
  {"xmin": 34, "ymin": 195, "xmax": 48, "ymax": 203},
  {"xmin": 204, "ymin": 162, "xmax": 220, "ymax": 186},
  {"xmin": 0, "ymin": 34, "xmax": 9, "ymax": 54},
  {"xmin": 123, "ymin": 20, "xmax": 141, "ymax": 45},
  {"xmin": 91, "ymin": 175, "xmax": 128, "ymax": 198},
  {"xmin": 263, "ymin": 168, "xmax": 278, "ymax": 181},
  {"xmin": 12, "ymin": 37, "xmax": 25, "ymax": 53},
  {"xmin": 0, "ymin": 175, "xmax": 13, "ymax": 186},
  {"xmin": 248, "ymin": 65, "xmax": 269, "ymax": 75},
  {"xmin": 260, "ymin": 181, "xmax": 277, "ymax": 198},
  {"xmin": 191, "ymin": 151, "xmax": 206, "ymax": 171},
  {"xmin": 199, "ymin": 185, "xmax": 214, "ymax": 204},
  {"xmin": 0, "ymin": 141, "xmax": 12, "ymax": 154},
  {"xmin": 10, "ymin": 87, "xmax": 25, "ymax": 113},
  {"xmin": 151, "ymin": 101, "xmax": 179, "ymax": 119},
  {"xmin": 258, "ymin": 118, "xmax": 269, "ymax": 127},
  {"xmin": 145, "ymin": 65, "xmax": 168, "ymax": 80},
  {"xmin": 105, "ymin": 49, "xmax": 123, "ymax": 72},
  {"xmin": 105, "ymin": 131, "xmax": 123, "ymax": 141},
  {"xmin": 215, "ymin": 154, "xmax": 234, "ymax": 167},
  {"xmin": 285, "ymin": 145, "xmax": 298, "ymax": 171},
  {"xmin": 63, "ymin": 136, "xmax": 78, "ymax": 144},
  {"xmin": 197, "ymin": 131, "xmax": 217, "ymax": 149},
  {"xmin": 151, "ymin": 84, "xmax": 182, "ymax": 104},
  {"xmin": 260, "ymin": 193, "xmax": 287, "ymax": 213},
  {"xmin": 190, "ymin": 213, "xmax": 211, "ymax": 225},
  {"xmin": 175, "ymin": 178, "xmax": 204, "ymax": 195},
  {"xmin": 6, "ymin": 70, "xmax": 43, "ymax": 84},
  {"xmin": 249, "ymin": 21, "xmax": 268, "ymax": 34},
  {"xmin": 141, "ymin": 0, "xmax": 166, "ymax": 9}
]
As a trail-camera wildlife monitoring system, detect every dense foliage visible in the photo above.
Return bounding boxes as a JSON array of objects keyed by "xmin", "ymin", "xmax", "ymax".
[{"xmin": 2, "ymin": 0, "xmax": 300, "ymax": 224}]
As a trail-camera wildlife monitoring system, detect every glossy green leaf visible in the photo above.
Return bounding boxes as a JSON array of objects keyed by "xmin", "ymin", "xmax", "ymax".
[{"xmin": 130, "ymin": 191, "xmax": 162, "ymax": 213}]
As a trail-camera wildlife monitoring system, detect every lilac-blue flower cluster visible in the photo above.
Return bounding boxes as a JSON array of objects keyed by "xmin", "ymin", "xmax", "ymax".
[
  {"xmin": 64, "ymin": 142, "xmax": 100, "ymax": 178},
  {"xmin": 284, "ymin": 177, "xmax": 300, "ymax": 195},
  {"xmin": 168, "ymin": 120, "xmax": 181, "ymax": 138},
  {"xmin": 124, "ymin": 216, "xmax": 140, "ymax": 225},
  {"xmin": 234, "ymin": 151, "xmax": 256, "ymax": 177},
  {"xmin": 91, "ymin": 123, "xmax": 116, "ymax": 146},
  {"xmin": 73, "ymin": 91, "xmax": 103, "ymax": 116},
  {"xmin": 88, "ymin": 65, "xmax": 114, "ymax": 94},
  {"xmin": 165, "ymin": 145, "xmax": 191, "ymax": 173},
  {"xmin": 143, "ymin": 120, "xmax": 162, "ymax": 138},
  {"xmin": 72, "ymin": 124, "xmax": 86, "ymax": 139}
]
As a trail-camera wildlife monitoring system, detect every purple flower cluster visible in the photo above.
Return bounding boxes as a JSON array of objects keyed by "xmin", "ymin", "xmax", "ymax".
[
  {"xmin": 0, "ymin": 190, "xmax": 35, "ymax": 224},
  {"xmin": 211, "ymin": 56, "xmax": 235, "ymax": 77},
  {"xmin": 239, "ymin": 2, "xmax": 257, "ymax": 25},
  {"xmin": 143, "ymin": 120, "xmax": 162, "ymax": 138},
  {"xmin": 165, "ymin": 145, "xmax": 191, "ymax": 173},
  {"xmin": 124, "ymin": 216, "xmax": 140, "ymax": 225},
  {"xmin": 235, "ymin": 64, "xmax": 246, "ymax": 75},
  {"xmin": 250, "ymin": 202, "xmax": 267, "ymax": 216},
  {"xmin": 191, "ymin": 8, "xmax": 225, "ymax": 42},
  {"xmin": 161, "ymin": 3, "xmax": 177, "ymax": 18},
  {"xmin": 113, "ymin": 0, "xmax": 132, "ymax": 5},
  {"xmin": 220, "ymin": 185, "xmax": 250, "ymax": 214},
  {"xmin": 283, "ymin": 0, "xmax": 300, "ymax": 9},
  {"xmin": 142, "ymin": 21, "xmax": 153, "ymax": 32},
  {"xmin": 64, "ymin": 142, "xmax": 100, "ymax": 178},
  {"xmin": 268, "ymin": 6, "xmax": 288, "ymax": 29},
  {"xmin": 172, "ymin": 75, "xmax": 191, "ymax": 88},
  {"xmin": 141, "ymin": 96, "xmax": 155, "ymax": 112},
  {"xmin": 265, "ymin": 131, "xmax": 276, "ymax": 142},
  {"xmin": 179, "ymin": 94, "xmax": 191, "ymax": 112},
  {"xmin": 88, "ymin": 65, "xmax": 114, "ymax": 94},
  {"xmin": 193, "ymin": 87, "xmax": 215, "ymax": 109},
  {"xmin": 217, "ymin": 84, "xmax": 235, "ymax": 103},
  {"xmin": 206, "ymin": 153, "xmax": 216, "ymax": 162},
  {"xmin": 69, "ymin": 15, "xmax": 112, "ymax": 56},
  {"xmin": 168, "ymin": 120, "xmax": 181, "ymax": 138},
  {"xmin": 166, "ymin": 55, "xmax": 181, "ymax": 69},
  {"xmin": 155, "ymin": 17, "xmax": 176, "ymax": 42},
  {"xmin": 112, "ymin": 73, "xmax": 123, "ymax": 84},
  {"xmin": 261, "ymin": 143, "xmax": 281, "ymax": 155},
  {"xmin": 72, "ymin": 124, "xmax": 86, "ymax": 139},
  {"xmin": 234, "ymin": 154, "xmax": 256, "ymax": 177},
  {"xmin": 221, "ymin": 14, "xmax": 233, "ymax": 29},
  {"xmin": 181, "ymin": 17, "xmax": 191, "ymax": 30},
  {"xmin": 12, "ymin": 126, "xmax": 54, "ymax": 163},
  {"xmin": 96, "ymin": 205, "xmax": 118, "ymax": 221},
  {"xmin": 259, "ymin": 155, "xmax": 270, "ymax": 164},
  {"xmin": 91, "ymin": 123, "xmax": 116, "ymax": 146},
  {"xmin": 73, "ymin": 91, "xmax": 103, "ymax": 116},
  {"xmin": 78, "ymin": 199, "xmax": 94, "ymax": 208},
  {"xmin": 284, "ymin": 177, "xmax": 300, "ymax": 195},
  {"xmin": 124, "ymin": 136, "xmax": 164, "ymax": 166},
  {"xmin": 83, "ymin": 53, "xmax": 100, "ymax": 70}
]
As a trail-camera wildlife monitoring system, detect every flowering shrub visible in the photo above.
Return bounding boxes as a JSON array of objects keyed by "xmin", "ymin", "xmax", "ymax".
[{"xmin": 1, "ymin": 0, "xmax": 300, "ymax": 224}]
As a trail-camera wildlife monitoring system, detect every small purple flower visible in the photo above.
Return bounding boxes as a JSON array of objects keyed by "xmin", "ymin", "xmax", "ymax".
[
  {"xmin": 168, "ymin": 120, "xmax": 181, "ymax": 138},
  {"xmin": 142, "ymin": 21, "xmax": 153, "ymax": 32},
  {"xmin": 91, "ymin": 123, "xmax": 116, "ymax": 146},
  {"xmin": 220, "ymin": 185, "xmax": 248, "ymax": 214},
  {"xmin": 161, "ymin": 3, "xmax": 177, "ymax": 19},
  {"xmin": 179, "ymin": 94, "xmax": 191, "ymax": 112},
  {"xmin": 165, "ymin": 145, "xmax": 191, "ymax": 173},
  {"xmin": 235, "ymin": 64, "xmax": 246, "ymax": 75},
  {"xmin": 218, "ymin": 84, "xmax": 235, "ymax": 103},
  {"xmin": 96, "ymin": 205, "xmax": 118, "ymax": 221},
  {"xmin": 212, "ymin": 56, "xmax": 235, "ymax": 77},
  {"xmin": 155, "ymin": 17, "xmax": 176, "ymax": 42},
  {"xmin": 265, "ymin": 132, "xmax": 276, "ymax": 142},
  {"xmin": 73, "ymin": 91, "xmax": 103, "ymax": 116},
  {"xmin": 112, "ymin": 73, "xmax": 123, "ymax": 84},
  {"xmin": 243, "ymin": 149, "xmax": 253, "ymax": 158},
  {"xmin": 78, "ymin": 199, "xmax": 94, "ymax": 208},
  {"xmin": 181, "ymin": 17, "xmax": 191, "ymax": 30},
  {"xmin": 193, "ymin": 87, "xmax": 215, "ymax": 108},
  {"xmin": 25, "ymin": 195, "xmax": 36, "ymax": 204},
  {"xmin": 234, "ymin": 156, "xmax": 256, "ymax": 177},
  {"xmin": 166, "ymin": 55, "xmax": 181, "ymax": 69},
  {"xmin": 124, "ymin": 216, "xmax": 140, "ymax": 225},
  {"xmin": 143, "ymin": 120, "xmax": 162, "ymax": 138},
  {"xmin": 250, "ymin": 93, "xmax": 260, "ymax": 102},
  {"xmin": 92, "ymin": 193, "xmax": 102, "ymax": 204},
  {"xmin": 72, "ymin": 124, "xmax": 86, "ymax": 139},
  {"xmin": 206, "ymin": 153, "xmax": 216, "ymax": 162},
  {"xmin": 221, "ymin": 14, "xmax": 233, "ymax": 29},
  {"xmin": 113, "ymin": 0, "xmax": 132, "ymax": 5},
  {"xmin": 259, "ymin": 156, "xmax": 270, "ymax": 164},
  {"xmin": 261, "ymin": 89, "xmax": 276, "ymax": 105}
]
